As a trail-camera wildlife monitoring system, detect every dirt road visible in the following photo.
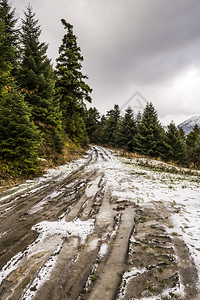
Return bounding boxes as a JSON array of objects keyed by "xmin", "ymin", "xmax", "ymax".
[{"xmin": 0, "ymin": 146, "xmax": 199, "ymax": 299}]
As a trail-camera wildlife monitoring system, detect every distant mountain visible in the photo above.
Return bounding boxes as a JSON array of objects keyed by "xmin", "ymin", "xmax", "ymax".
[{"xmin": 179, "ymin": 115, "xmax": 200, "ymax": 135}]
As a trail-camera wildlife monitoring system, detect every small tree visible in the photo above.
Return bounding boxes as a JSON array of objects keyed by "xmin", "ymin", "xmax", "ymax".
[
  {"xmin": 186, "ymin": 124, "xmax": 200, "ymax": 168},
  {"xmin": 56, "ymin": 19, "xmax": 92, "ymax": 146},
  {"xmin": 101, "ymin": 104, "xmax": 121, "ymax": 146},
  {"xmin": 178, "ymin": 126, "xmax": 186, "ymax": 141},
  {"xmin": 86, "ymin": 107, "xmax": 101, "ymax": 143},
  {"xmin": 116, "ymin": 106, "xmax": 137, "ymax": 152},
  {"xmin": 164, "ymin": 122, "xmax": 187, "ymax": 165},
  {"xmin": 135, "ymin": 102, "xmax": 164, "ymax": 158}
]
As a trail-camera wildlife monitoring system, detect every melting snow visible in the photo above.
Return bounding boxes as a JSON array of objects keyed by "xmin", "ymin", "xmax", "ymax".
[
  {"xmin": 32, "ymin": 218, "xmax": 95, "ymax": 244},
  {"xmin": 20, "ymin": 242, "xmax": 63, "ymax": 300},
  {"xmin": 98, "ymin": 243, "xmax": 108, "ymax": 258},
  {"xmin": 89, "ymin": 147, "xmax": 200, "ymax": 289}
]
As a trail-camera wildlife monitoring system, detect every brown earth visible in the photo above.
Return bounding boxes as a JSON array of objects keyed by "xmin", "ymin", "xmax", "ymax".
[{"xmin": 0, "ymin": 146, "xmax": 199, "ymax": 300}]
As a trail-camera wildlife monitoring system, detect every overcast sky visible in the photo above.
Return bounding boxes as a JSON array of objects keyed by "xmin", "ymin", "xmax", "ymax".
[{"xmin": 12, "ymin": 0, "xmax": 200, "ymax": 125}]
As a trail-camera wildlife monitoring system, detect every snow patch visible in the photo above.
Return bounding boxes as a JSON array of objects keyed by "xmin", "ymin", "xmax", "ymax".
[
  {"xmin": 20, "ymin": 242, "xmax": 63, "ymax": 300},
  {"xmin": 32, "ymin": 218, "xmax": 95, "ymax": 244},
  {"xmin": 117, "ymin": 268, "xmax": 146, "ymax": 299},
  {"xmin": 98, "ymin": 243, "xmax": 108, "ymax": 258}
]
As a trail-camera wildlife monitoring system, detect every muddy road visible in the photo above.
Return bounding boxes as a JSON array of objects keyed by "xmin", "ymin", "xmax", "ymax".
[{"xmin": 0, "ymin": 146, "xmax": 199, "ymax": 300}]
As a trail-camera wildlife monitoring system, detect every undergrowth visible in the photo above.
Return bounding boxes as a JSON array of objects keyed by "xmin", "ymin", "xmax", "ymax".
[
  {"xmin": 110, "ymin": 147, "xmax": 200, "ymax": 177},
  {"xmin": 0, "ymin": 138, "xmax": 86, "ymax": 192}
]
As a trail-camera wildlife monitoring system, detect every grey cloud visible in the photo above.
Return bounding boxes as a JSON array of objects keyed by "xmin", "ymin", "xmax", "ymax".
[{"xmin": 12, "ymin": 0, "xmax": 200, "ymax": 121}]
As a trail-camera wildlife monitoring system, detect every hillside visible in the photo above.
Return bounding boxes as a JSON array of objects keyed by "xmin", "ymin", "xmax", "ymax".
[{"xmin": 179, "ymin": 115, "xmax": 200, "ymax": 134}]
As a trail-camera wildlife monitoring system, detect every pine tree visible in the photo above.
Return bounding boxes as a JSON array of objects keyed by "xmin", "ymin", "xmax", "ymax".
[
  {"xmin": 136, "ymin": 111, "xmax": 142, "ymax": 126},
  {"xmin": 164, "ymin": 122, "xmax": 187, "ymax": 165},
  {"xmin": 186, "ymin": 124, "xmax": 200, "ymax": 148},
  {"xmin": 86, "ymin": 107, "xmax": 101, "ymax": 143},
  {"xmin": 135, "ymin": 102, "xmax": 164, "ymax": 157},
  {"xmin": 56, "ymin": 19, "xmax": 92, "ymax": 146},
  {"xmin": 178, "ymin": 126, "xmax": 186, "ymax": 141},
  {"xmin": 0, "ymin": 2, "xmax": 42, "ymax": 175},
  {"xmin": 116, "ymin": 106, "xmax": 137, "ymax": 151},
  {"xmin": 19, "ymin": 5, "xmax": 64, "ymax": 154},
  {"xmin": 0, "ymin": 81, "xmax": 41, "ymax": 174},
  {"xmin": 0, "ymin": 0, "xmax": 18, "ymax": 92},
  {"xmin": 101, "ymin": 105, "xmax": 121, "ymax": 146},
  {"xmin": 186, "ymin": 124, "xmax": 200, "ymax": 168}
]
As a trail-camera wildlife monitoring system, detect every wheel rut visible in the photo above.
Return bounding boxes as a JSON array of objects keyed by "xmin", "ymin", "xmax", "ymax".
[{"xmin": 0, "ymin": 146, "xmax": 199, "ymax": 300}]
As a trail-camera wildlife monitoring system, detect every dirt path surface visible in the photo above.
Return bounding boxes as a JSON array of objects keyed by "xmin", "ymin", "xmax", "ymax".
[{"xmin": 0, "ymin": 146, "xmax": 199, "ymax": 300}]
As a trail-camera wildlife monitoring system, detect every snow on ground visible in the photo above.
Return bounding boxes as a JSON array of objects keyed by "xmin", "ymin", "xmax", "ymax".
[
  {"xmin": 0, "ymin": 150, "xmax": 91, "ymax": 204},
  {"xmin": 93, "ymin": 148, "xmax": 200, "ymax": 288},
  {"xmin": 0, "ymin": 217, "xmax": 95, "ymax": 297},
  {"xmin": 20, "ymin": 242, "xmax": 64, "ymax": 300},
  {"xmin": 32, "ymin": 217, "xmax": 95, "ymax": 244},
  {"xmin": 19, "ymin": 217, "xmax": 95, "ymax": 300},
  {"xmin": 0, "ymin": 146, "xmax": 199, "ymax": 298}
]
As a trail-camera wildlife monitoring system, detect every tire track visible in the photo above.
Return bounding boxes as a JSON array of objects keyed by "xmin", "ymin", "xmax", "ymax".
[{"xmin": 0, "ymin": 146, "xmax": 199, "ymax": 300}]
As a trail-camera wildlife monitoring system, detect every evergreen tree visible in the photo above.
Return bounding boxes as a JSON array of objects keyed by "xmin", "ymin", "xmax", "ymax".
[
  {"xmin": 0, "ymin": 0, "xmax": 18, "ymax": 92},
  {"xmin": 186, "ymin": 124, "xmax": 200, "ymax": 148},
  {"xmin": 178, "ymin": 126, "xmax": 186, "ymax": 141},
  {"xmin": 186, "ymin": 124, "xmax": 200, "ymax": 168},
  {"xmin": 116, "ymin": 106, "xmax": 137, "ymax": 151},
  {"xmin": 86, "ymin": 107, "xmax": 101, "ymax": 143},
  {"xmin": 0, "ymin": 81, "xmax": 41, "ymax": 174},
  {"xmin": 99, "ymin": 115, "xmax": 106, "ymax": 143},
  {"xmin": 101, "ymin": 104, "xmax": 121, "ymax": 146},
  {"xmin": 0, "ymin": 2, "xmax": 42, "ymax": 175},
  {"xmin": 56, "ymin": 19, "xmax": 92, "ymax": 146},
  {"xmin": 164, "ymin": 121, "xmax": 187, "ymax": 164},
  {"xmin": 20, "ymin": 5, "xmax": 64, "ymax": 153},
  {"xmin": 136, "ymin": 111, "xmax": 142, "ymax": 126},
  {"xmin": 135, "ymin": 102, "xmax": 164, "ymax": 157}
]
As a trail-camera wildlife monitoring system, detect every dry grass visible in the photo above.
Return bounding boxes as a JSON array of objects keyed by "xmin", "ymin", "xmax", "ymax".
[{"xmin": 0, "ymin": 139, "xmax": 86, "ymax": 192}]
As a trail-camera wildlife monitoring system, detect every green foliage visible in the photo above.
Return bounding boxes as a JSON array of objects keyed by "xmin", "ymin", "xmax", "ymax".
[
  {"xmin": 178, "ymin": 126, "xmax": 186, "ymax": 141},
  {"xmin": 186, "ymin": 124, "xmax": 200, "ymax": 168},
  {"xmin": 115, "ymin": 106, "xmax": 137, "ymax": 152},
  {"xmin": 56, "ymin": 19, "xmax": 92, "ymax": 146},
  {"xmin": 0, "ymin": 82, "xmax": 41, "ymax": 174},
  {"xmin": 164, "ymin": 122, "xmax": 187, "ymax": 165},
  {"xmin": 135, "ymin": 102, "xmax": 165, "ymax": 158},
  {"xmin": 1, "ymin": 0, "xmax": 199, "ymax": 182},
  {"xmin": 19, "ymin": 5, "xmax": 64, "ymax": 154},
  {"xmin": 101, "ymin": 104, "xmax": 121, "ymax": 146},
  {"xmin": 86, "ymin": 107, "xmax": 101, "ymax": 143},
  {"xmin": 186, "ymin": 124, "xmax": 200, "ymax": 148},
  {"xmin": 69, "ymin": 111, "xmax": 89, "ymax": 147},
  {"xmin": 0, "ymin": 0, "xmax": 18, "ymax": 92}
]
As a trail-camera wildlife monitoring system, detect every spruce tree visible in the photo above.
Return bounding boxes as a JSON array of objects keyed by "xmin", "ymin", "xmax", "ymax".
[
  {"xmin": 186, "ymin": 124, "xmax": 200, "ymax": 168},
  {"xmin": 0, "ymin": 0, "xmax": 18, "ymax": 92},
  {"xmin": 186, "ymin": 124, "xmax": 200, "ymax": 148},
  {"xmin": 101, "ymin": 104, "xmax": 121, "ymax": 146},
  {"xmin": 0, "ymin": 81, "xmax": 41, "ymax": 174},
  {"xmin": 135, "ymin": 102, "xmax": 164, "ymax": 158},
  {"xmin": 178, "ymin": 126, "xmax": 186, "ymax": 141},
  {"xmin": 99, "ymin": 115, "xmax": 106, "ymax": 143},
  {"xmin": 56, "ymin": 19, "xmax": 92, "ymax": 146},
  {"xmin": 20, "ymin": 5, "xmax": 64, "ymax": 154},
  {"xmin": 164, "ymin": 121, "xmax": 187, "ymax": 165},
  {"xmin": 86, "ymin": 107, "xmax": 101, "ymax": 143},
  {"xmin": 136, "ymin": 111, "xmax": 142, "ymax": 126},
  {"xmin": 116, "ymin": 106, "xmax": 137, "ymax": 152}
]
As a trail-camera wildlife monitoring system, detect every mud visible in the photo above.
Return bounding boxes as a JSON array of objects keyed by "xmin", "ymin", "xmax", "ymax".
[{"xmin": 0, "ymin": 146, "xmax": 199, "ymax": 300}]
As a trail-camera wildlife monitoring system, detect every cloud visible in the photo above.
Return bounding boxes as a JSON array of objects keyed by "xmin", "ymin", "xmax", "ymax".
[{"xmin": 12, "ymin": 0, "xmax": 200, "ymax": 123}]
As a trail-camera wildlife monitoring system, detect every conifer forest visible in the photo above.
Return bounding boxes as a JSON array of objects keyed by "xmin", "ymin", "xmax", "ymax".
[{"xmin": 0, "ymin": 0, "xmax": 200, "ymax": 181}]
